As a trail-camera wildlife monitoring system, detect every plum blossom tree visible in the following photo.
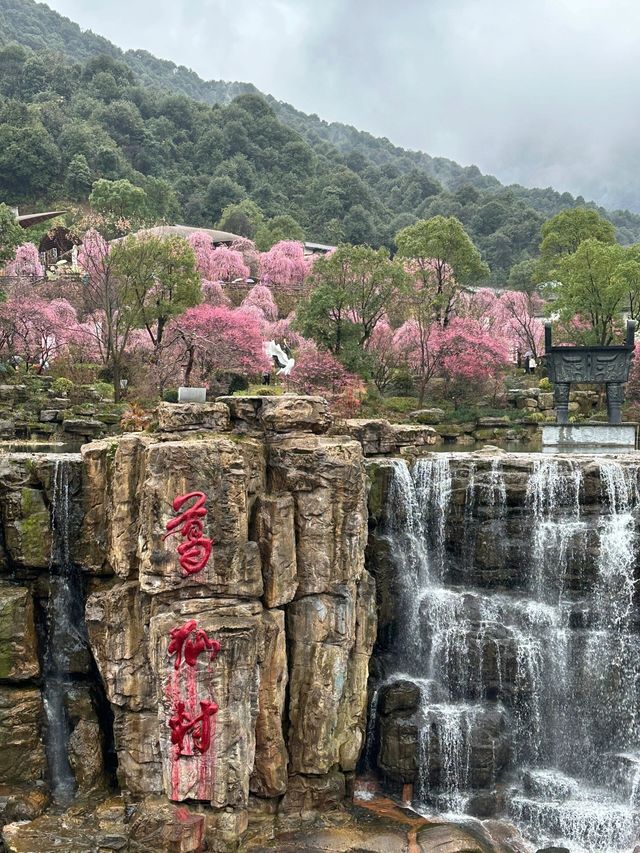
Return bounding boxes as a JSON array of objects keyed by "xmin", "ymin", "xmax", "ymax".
[
  {"xmin": 160, "ymin": 305, "xmax": 269, "ymax": 387},
  {"xmin": 0, "ymin": 296, "xmax": 79, "ymax": 370},
  {"xmin": 187, "ymin": 233, "xmax": 250, "ymax": 283},
  {"xmin": 366, "ymin": 319, "xmax": 402, "ymax": 392},
  {"xmin": 240, "ymin": 284, "xmax": 278, "ymax": 321},
  {"xmin": 393, "ymin": 315, "xmax": 509, "ymax": 403},
  {"xmin": 5, "ymin": 242, "xmax": 44, "ymax": 277},
  {"xmin": 78, "ymin": 228, "xmax": 140, "ymax": 398},
  {"xmin": 201, "ymin": 280, "xmax": 231, "ymax": 308},
  {"xmin": 286, "ymin": 339, "xmax": 364, "ymax": 416},
  {"xmin": 259, "ymin": 240, "xmax": 310, "ymax": 290}
]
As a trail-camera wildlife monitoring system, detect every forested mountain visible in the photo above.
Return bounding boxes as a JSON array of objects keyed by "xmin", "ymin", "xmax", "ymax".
[{"xmin": 2, "ymin": 0, "xmax": 640, "ymax": 280}]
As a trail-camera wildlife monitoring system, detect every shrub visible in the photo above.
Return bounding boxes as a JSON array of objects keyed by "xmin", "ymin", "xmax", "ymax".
[
  {"xmin": 538, "ymin": 377, "xmax": 552, "ymax": 391},
  {"xmin": 383, "ymin": 396, "xmax": 420, "ymax": 413},
  {"xmin": 162, "ymin": 389, "xmax": 179, "ymax": 403},
  {"xmin": 94, "ymin": 381, "xmax": 115, "ymax": 401},
  {"xmin": 52, "ymin": 377, "xmax": 74, "ymax": 397}
]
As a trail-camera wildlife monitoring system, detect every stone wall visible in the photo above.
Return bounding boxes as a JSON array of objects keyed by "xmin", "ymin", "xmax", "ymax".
[{"xmin": 0, "ymin": 396, "xmax": 377, "ymax": 852}]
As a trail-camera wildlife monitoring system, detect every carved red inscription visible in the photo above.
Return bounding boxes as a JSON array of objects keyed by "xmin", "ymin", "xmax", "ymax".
[
  {"xmin": 167, "ymin": 620, "xmax": 221, "ymax": 670},
  {"xmin": 163, "ymin": 491, "xmax": 213, "ymax": 575},
  {"xmin": 169, "ymin": 699, "xmax": 218, "ymax": 755}
]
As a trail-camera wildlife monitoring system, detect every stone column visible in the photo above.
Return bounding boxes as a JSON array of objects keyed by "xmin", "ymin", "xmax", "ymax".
[
  {"xmin": 554, "ymin": 382, "xmax": 571, "ymax": 424},
  {"xmin": 606, "ymin": 382, "xmax": 625, "ymax": 425}
]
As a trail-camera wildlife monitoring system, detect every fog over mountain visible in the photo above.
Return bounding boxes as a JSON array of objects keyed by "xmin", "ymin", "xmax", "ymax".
[{"xmin": 42, "ymin": 0, "xmax": 640, "ymax": 212}]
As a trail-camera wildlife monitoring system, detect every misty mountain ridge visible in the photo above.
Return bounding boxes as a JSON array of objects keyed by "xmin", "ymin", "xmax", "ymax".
[
  {"xmin": 2, "ymin": 0, "xmax": 640, "ymax": 281},
  {"xmin": 0, "ymin": 0, "xmax": 613, "ymax": 207}
]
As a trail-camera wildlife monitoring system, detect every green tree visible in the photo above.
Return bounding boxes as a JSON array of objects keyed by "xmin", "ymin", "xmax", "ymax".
[
  {"xmin": 554, "ymin": 239, "xmax": 626, "ymax": 344},
  {"xmin": 611, "ymin": 244, "xmax": 640, "ymax": 321},
  {"xmin": 395, "ymin": 215, "xmax": 489, "ymax": 324},
  {"xmin": 217, "ymin": 199, "xmax": 264, "ymax": 239},
  {"xmin": 0, "ymin": 203, "xmax": 23, "ymax": 264},
  {"xmin": 255, "ymin": 214, "xmax": 305, "ymax": 250},
  {"xmin": 111, "ymin": 234, "xmax": 201, "ymax": 356},
  {"xmin": 507, "ymin": 258, "xmax": 539, "ymax": 293},
  {"xmin": 539, "ymin": 207, "xmax": 616, "ymax": 277},
  {"xmin": 89, "ymin": 178, "xmax": 148, "ymax": 222},
  {"xmin": 297, "ymin": 244, "xmax": 407, "ymax": 356},
  {"xmin": 65, "ymin": 154, "xmax": 93, "ymax": 200}
]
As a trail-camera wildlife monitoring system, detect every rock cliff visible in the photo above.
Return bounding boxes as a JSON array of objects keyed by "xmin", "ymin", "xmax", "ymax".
[{"xmin": 0, "ymin": 397, "xmax": 376, "ymax": 852}]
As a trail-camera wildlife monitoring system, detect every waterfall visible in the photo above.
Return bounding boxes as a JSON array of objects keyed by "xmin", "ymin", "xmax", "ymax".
[
  {"xmin": 42, "ymin": 459, "xmax": 86, "ymax": 805},
  {"xmin": 368, "ymin": 453, "xmax": 640, "ymax": 853}
]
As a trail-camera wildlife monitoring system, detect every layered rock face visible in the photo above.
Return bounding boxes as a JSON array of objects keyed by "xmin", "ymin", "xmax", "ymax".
[{"xmin": 0, "ymin": 396, "xmax": 376, "ymax": 852}]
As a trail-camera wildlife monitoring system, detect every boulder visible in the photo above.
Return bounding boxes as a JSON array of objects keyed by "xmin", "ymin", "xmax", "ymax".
[
  {"xmin": 390, "ymin": 423, "xmax": 438, "ymax": 447},
  {"xmin": 112, "ymin": 709, "xmax": 163, "ymax": 795},
  {"xmin": 251, "ymin": 609, "xmax": 288, "ymax": 797},
  {"xmin": 476, "ymin": 417, "xmax": 511, "ymax": 427},
  {"xmin": 340, "ymin": 419, "xmax": 398, "ymax": 456},
  {"xmin": 218, "ymin": 395, "xmax": 332, "ymax": 435},
  {"xmin": 287, "ymin": 574, "xmax": 376, "ymax": 775},
  {"xmin": 156, "ymin": 402, "xmax": 230, "ymax": 433},
  {"xmin": 61, "ymin": 418, "xmax": 105, "ymax": 438},
  {"xmin": 2, "ymin": 485, "xmax": 51, "ymax": 569},
  {"xmin": 416, "ymin": 823, "xmax": 494, "ymax": 852},
  {"xmin": 80, "ymin": 434, "xmax": 155, "ymax": 575},
  {"xmin": 86, "ymin": 581, "xmax": 154, "ymax": 711},
  {"xmin": 279, "ymin": 769, "xmax": 346, "ymax": 815},
  {"xmin": 0, "ymin": 584, "xmax": 39, "ymax": 681},
  {"xmin": 0, "ymin": 786, "xmax": 48, "ymax": 826}
]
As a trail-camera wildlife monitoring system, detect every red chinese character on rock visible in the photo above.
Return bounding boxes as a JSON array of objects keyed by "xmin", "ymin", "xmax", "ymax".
[
  {"xmin": 167, "ymin": 620, "xmax": 222, "ymax": 670},
  {"xmin": 163, "ymin": 491, "xmax": 214, "ymax": 575},
  {"xmin": 169, "ymin": 700, "xmax": 218, "ymax": 755}
]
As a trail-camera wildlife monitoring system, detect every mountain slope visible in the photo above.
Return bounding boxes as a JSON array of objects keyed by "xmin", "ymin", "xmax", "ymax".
[{"xmin": 2, "ymin": 0, "xmax": 640, "ymax": 274}]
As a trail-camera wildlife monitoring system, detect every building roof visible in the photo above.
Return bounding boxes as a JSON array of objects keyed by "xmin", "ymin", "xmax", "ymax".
[
  {"xmin": 304, "ymin": 241, "xmax": 336, "ymax": 253},
  {"xmin": 17, "ymin": 211, "xmax": 66, "ymax": 228},
  {"xmin": 113, "ymin": 224, "xmax": 243, "ymax": 244}
]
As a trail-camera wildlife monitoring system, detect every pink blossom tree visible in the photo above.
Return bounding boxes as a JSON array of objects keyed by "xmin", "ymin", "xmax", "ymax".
[
  {"xmin": 5, "ymin": 243, "xmax": 44, "ymax": 277},
  {"xmin": 201, "ymin": 280, "xmax": 231, "ymax": 308},
  {"xmin": 240, "ymin": 284, "xmax": 278, "ymax": 321},
  {"xmin": 286, "ymin": 339, "xmax": 364, "ymax": 416},
  {"xmin": 366, "ymin": 319, "xmax": 402, "ymax": 392},
  {"xmin": 0, "ymin": 296, "xmax": 80, "ymax": 370},
  {"xmin": 259, "ymin": 241, "xmax": 310, "ymax": 290},
  {"xmin": 393, "ymin": 314, "xmax": 510, "ymax": 403},
  {"xmin": 187, "ymin": 233, "xmax": 250, "ymax": 283},
  {"xmin": 160, "ymin": 305, "xmax": 269, "ymax": 387}
]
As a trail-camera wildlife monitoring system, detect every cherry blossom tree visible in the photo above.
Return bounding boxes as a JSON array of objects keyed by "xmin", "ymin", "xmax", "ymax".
[{"xmin": 259, "ymin": 241, "xmax": 310, "ymax": 290}]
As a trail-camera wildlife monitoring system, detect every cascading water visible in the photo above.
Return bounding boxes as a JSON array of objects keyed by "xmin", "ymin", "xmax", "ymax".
[
  {"xmin": 368, "ymin": 453, "xmax": 640, "ymax": 852},
  {"xmin": 42, "ymin": 458, "xmax": 88, "ymax": 804}
]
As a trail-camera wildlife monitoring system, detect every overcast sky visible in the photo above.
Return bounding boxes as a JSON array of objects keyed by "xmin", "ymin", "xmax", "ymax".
[{"xmin": 46, "ymin": 0, "xmax": 640, "ymax": 211}]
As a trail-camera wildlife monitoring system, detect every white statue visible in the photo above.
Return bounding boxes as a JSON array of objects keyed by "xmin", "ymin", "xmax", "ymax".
[{"xmin": 265, "ymin": 340, "xmax": 295, "ymax": 376}]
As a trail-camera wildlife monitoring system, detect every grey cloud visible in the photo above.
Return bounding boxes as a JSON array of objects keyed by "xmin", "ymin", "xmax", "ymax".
[{"xmin": 48, "ymin": 0, "xmax": 640, "ymax": 210}]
